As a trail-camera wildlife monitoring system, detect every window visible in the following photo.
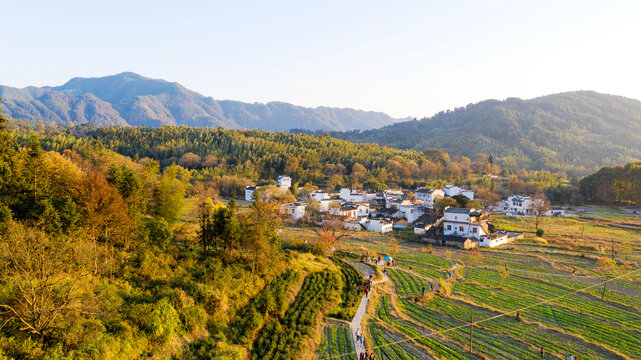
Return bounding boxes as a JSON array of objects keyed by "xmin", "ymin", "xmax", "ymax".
[
  {"xmin": 472, "ymin": 228, "xmax": 477, "ymax": 233},
  {"xmin": 459, "ymin": 226, "xmax": 464, "ymax": 232},
  {"xmin": 447, "ymin": 225, "xmax": 452, "ymax": 230}
]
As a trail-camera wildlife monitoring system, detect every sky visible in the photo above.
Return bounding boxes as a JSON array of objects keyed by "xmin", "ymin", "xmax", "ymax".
[{"xmin": 2, "ymin": 0, "xmax": 640, "ymax": 118}]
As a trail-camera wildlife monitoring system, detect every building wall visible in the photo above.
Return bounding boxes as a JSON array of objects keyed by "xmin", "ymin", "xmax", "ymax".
[{"xmin": 245, "ymin": 188, "xmax": 255, "ymax": 202}]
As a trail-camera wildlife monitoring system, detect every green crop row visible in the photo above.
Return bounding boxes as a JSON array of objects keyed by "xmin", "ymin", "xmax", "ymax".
[
  {"xmin": 420, "ymin": 295, "xmax": 623, "ymax": 359},
  {"xmin": 368, "ymin": 323, "xmax": 424, "ymax": 360},
  {"xmin": 374, "ymin": 296, "xmax": 478, "ymax": 360},
  {"xmin": 457, "ymin": 269, "xmax": 641, "ymax": 358},
  {"xmin": 387, "ymin": 269, "xmax": 432, "ymax": 297},
  {"xmin": 318, "ymin": 324, "xmax": 355, "ymax": 360},
  {"xmin": 228, "ymin": 270, "xmax": 300, "ymax": 344},
  {"xmin": 252, "ymin": 270, "xmax": 340, "ymax": 360},
  {"xmin": 330, "ymin": 257, "xmax": 363, "ymax": 320}
]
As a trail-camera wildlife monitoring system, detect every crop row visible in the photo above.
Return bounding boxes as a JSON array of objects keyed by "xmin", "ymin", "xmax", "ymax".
[
  {"xmin": 318, "ymin": 324, "xmax": 355, "ymax": 360},
  {"xmin": 387, "ymin": 269, "xmax": 432, "ymax": 297},
  {"xmin": 420, "ymin": 295, "xmax": 623, "ymax": 359},
  {"xmin": 465, "ymin": 268, "xmax": 641, "ymax": 333},
  {"xmin": 330, "ymin": 257, "xmax": 363, "ymax": 320},
  {"xmin": 393, "ymin": 251, "xmax": 452, "ymax": 270},
  {"xmin": 375, "ymin": 296, "xmax": 478, "ymax": 360},
  {"xmin": 397, "ymin": 298, "xmax": 544, "ymax": 360},
  {"xmin": 368, "ymin": 323, "xmax": 425, "ymax": 360},
  {"xmin": 457, "ymin": 269, "xmax": 641, "ymax": 358},
  {"xmin": 229, "ymin": 270, "xmax": 300, "ymax": 344},
  {"xmin": 252, "ymin": 270, "xmax": 340, "ymax": 360}
]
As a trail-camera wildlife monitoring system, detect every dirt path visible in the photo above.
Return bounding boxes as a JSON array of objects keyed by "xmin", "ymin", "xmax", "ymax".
[
  {"xmin": 345, "ymin": 259, "xmax": 376, "ymax": 279},
  {"xmin": 350, "ymin": 267, "xmax": 389, "ymax": 359}
]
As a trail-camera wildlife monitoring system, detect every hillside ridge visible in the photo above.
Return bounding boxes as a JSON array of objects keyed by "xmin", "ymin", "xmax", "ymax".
[{"xmin": 0, "ymin": 72, "xmax": 400, "ymax": 131}]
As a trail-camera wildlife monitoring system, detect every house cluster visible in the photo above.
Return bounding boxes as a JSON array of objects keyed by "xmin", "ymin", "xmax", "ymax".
[{"xmin": 242, "ymin": 177, "xmax": 526, "ymax": 248}]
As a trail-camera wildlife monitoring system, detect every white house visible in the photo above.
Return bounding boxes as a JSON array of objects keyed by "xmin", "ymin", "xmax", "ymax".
[
  {"xmin": 245, "ymin": 186, "xmax": 257, "ymax": 202},
  {"xmin": 415, "ymin": 188, "xmax": 444, "ymax": 208},
  {"xmin": 311, "ymin": 190, "xmax": 330, "ymax": 201},
  {"xmin": 398, "ymin": 204, "xmax": 426, "ymax": 224},
  {"xmin": 280, "ymin": 202, "xmax": 306, "ymax": 221},
  {"xmin": 443, "ymin": 208, "xmax": 488, "ymax": 240},
  {"xmin": 331, "ymin": 203, "xmax": 359, "ymax": 218},
  {"xmin": 318, "ymin": 199, "xmax": 343, "ymax": 212},
  {"xmin": 506, "ymin": 195, "xmax": 534, "ymax": 216},
  {"xmin": 278, "ymin": 176, "xmax": 292, "ymax": 188},
  {"xmin": 339, "ymin": 188, "xmax": 369, "ymax": 202},
  {"xmin": 413, "ymin": 214, "xmax": 441, "ymax": 235},
  {"xmin": 479, "ymin": 232, "xmax": 510, "ymax": 248},
  {"xmin": 363, "ymin": 218, "xmax": 393, "ymax": 233},
  {"xmin": 444, "ymin": 185, "xmax": 474, "ymax": 200},
  {"xmin": 354, "ymin": 202, "xmax": 370, "ymax": 217}
]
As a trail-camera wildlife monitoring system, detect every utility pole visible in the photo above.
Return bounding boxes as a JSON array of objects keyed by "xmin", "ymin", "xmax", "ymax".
[
  {"xmin": 611, "ymin": 239, "xmax": 615, "ymax": 261},
  {"xmin": 602, "ymin": 276, "xmax": 608, "ymax": 300},
  {"xmin": 469, "ymin": 315, "xmax": 473, "ymax": 352},
  {"xmin": 540, "ymin": 347, "xmax": 544, "ymax": 359}
]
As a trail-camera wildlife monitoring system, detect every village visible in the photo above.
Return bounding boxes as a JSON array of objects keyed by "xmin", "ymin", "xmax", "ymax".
[{"xmin": 243, "ymin": 176, "xmax": 569, "ymax": 249}]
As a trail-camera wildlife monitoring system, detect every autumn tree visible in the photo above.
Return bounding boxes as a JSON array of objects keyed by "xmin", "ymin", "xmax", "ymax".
[
  {"xmin": 0, "ymin": 222, "xmax": 93, "ymax": 342},
  {"xmin": 528, "ymin": 192, "xmax": 551, "ymax": 232},
  {"xmin": 153, "ymin": 164, "xmax": 189, "ymax": 223},
  {"xmin": 79, "ymin": 172, "xmax": 132, "ymax": 275}
]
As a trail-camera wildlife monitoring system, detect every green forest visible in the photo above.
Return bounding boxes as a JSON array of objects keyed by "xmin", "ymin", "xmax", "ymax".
[
  {"xmin": 579, "ymin": 162, "xmax": 641, "ymax": 205},
  {"xmin": 8, "ymin": 121, "xmax": 575, "ymax": 202},
  {"xmin": 331, "ymin": 91, "xmax": 641, "ymax": 175}
]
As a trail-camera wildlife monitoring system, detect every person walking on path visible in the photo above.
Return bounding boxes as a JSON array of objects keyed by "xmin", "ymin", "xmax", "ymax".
[
  {"xmin": 430, "ymin": 282, "xmax": 434, "ymax": 291},
  {"xmin": 422, "ymin": 286, "xmax": 425, "ymax": 296}
]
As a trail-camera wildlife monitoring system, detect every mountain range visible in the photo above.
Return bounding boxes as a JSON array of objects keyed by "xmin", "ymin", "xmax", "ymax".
[
  {"xmin": 333, "ymin": 91, "xmax": 641, "ymax": 174},
  {"xmin": 0, "ymin": 72, "xmax": 400, "ymax": 131}
]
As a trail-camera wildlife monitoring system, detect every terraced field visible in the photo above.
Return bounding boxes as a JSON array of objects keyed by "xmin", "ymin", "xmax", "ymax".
[
  {"xmin": 387, "ymin": 269, "xmax": 434, "ymax": 297},
  {"xmin": 317, "ymin": 322, "xmax": 355, "ymax": 360}
]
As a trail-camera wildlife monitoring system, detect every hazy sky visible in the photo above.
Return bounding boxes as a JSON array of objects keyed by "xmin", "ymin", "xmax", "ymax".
[{"xmin": 2, "ymin": 0, "xmax": 640, "ymax": 118}]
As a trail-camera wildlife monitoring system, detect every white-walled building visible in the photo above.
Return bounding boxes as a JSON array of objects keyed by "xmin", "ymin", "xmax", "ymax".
[
  {"xmin": 479, "ymin": 232, "xmax": 510, "ymax": 247},
  {"xmin": 278, "ymin": 176, "xmax": 292, "ymax": 188},
  {"xmin": 363, "ymin": 218, "xmax": 393, "ymax": 233},
  {"xmin": 318, "ymin": 199, "xmax": 343, "ymax": 212},
  {"xmin": 354, "ymin": 202, "xmax": 370, "ymax": 217},
  {"xmin": 506, "ymin": 195, "xmax": 534, "ymax": 216},
  {"xmin": 444, "ymin": 185, "xmax": 475, "ymax": 200},
  {"xmin": 245, "ymin": 186, "xmax": 257, "ymax": 202},
  {"xmin": 413, "ymin": 214, "xmax": 441, "ymax": 235},
  {"xmin": 311, "ymin": 190, "xmax": 330, "ymax": 201},
  {"xmin": 339, "ymin": 188, "xmax": 369, "ymax": 202},
  {"xmin": 331, "ymin": 203, "xmax": 359, "ymax": 218},
  {"xmin": 443, "ymin": 208, "xmax": 488, "ymax": 240},
  {"xmin": 398, "ymin": 204, "xmax": 426, "ymax": 224},
  {"xmin": 415, "ymin": 188, "xmax": 445, "ymax": 208},
  {"xmin": 280, "ymin": 202, "xmax": 306, "ymax": 221}
]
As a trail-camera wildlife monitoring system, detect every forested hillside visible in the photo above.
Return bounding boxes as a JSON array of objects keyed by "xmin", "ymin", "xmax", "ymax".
[
  {"xmin": 0, "ymin": 72, "xmax": 399, "ymax": 131},
  {"xmin": 333, "ymin": 91, "xmax": 641, "ymax": 175},
  {"xmin": 579, "ymin": 162, "xmax": 641, "ymax": 205},
  {"xmin": 0, "ymin": 104, "xmax": 353, "ymax": 359},
  {"xmin": 9, "ymin": 122, "xmax": 571, "ymax": 199}
]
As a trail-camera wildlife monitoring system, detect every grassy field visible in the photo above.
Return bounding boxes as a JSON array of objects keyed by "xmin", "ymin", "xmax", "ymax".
[{"xmin": 326, "ymin": 213, "xmax": 641, "ymax": 359}]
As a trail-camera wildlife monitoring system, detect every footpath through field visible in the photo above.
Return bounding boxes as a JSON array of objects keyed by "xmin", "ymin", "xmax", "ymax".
[{"xmin": 350, "ymin": 269, "xmax": 388, "ymax": 359}]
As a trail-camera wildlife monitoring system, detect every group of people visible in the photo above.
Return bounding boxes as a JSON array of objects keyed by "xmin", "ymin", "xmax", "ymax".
[
  {"xmin": 567, "ymin": 355, "xmax": 579, "ymax": 360},
  {"xmin": 420, "ymin": 282, "xmax": 434, "ymax": 295},
  {"xmin": 359, "ymin": 350, "xmax": 376, "ymax": 360}
]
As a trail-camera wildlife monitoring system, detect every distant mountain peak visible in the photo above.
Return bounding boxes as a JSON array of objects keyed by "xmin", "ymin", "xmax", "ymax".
[{"xmin": 0, "ymin": 73, "xmax": 399, "ymax": 131}]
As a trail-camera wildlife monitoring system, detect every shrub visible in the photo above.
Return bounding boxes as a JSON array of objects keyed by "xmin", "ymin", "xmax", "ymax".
[{"xmin": 536, "ymin": 229, "xmax": 545, "ymax": 237}]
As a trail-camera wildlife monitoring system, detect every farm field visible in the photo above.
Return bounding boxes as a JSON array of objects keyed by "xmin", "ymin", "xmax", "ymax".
[
  {"xmin": 328, "ymin": 213, "xmax": 641, "ymax": 360},
  {"xmin": 317, "ymin": 321, "xmax": 355, "ymax": 360}
]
